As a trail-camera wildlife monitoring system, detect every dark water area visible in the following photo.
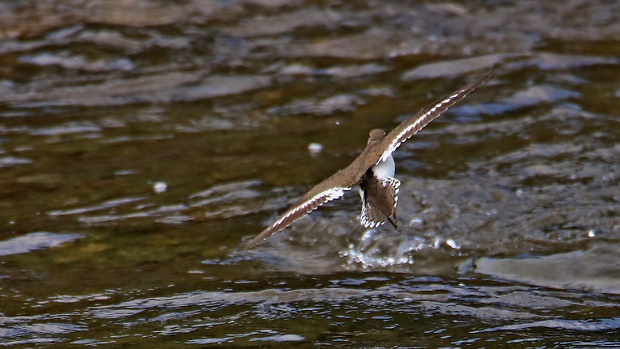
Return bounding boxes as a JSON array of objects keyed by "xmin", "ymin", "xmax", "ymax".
[{"xmin": 1, "ymin": 0, "xmax": 620, "ymax": 347}]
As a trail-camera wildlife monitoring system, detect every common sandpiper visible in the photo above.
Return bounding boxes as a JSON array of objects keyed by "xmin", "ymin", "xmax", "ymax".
[{"xmin": 244, "ymin": 72, "xmax": 491, "ymax": 249}]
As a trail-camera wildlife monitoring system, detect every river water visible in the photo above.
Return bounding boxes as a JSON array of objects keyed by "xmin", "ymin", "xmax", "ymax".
[{"xmin": 1, "ymin": 0, "xmax": 619, "ymax": 347}]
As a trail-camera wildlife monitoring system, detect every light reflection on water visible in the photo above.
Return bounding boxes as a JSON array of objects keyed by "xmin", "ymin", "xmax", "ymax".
[
  {"xmin": 0, "ymin": 0, "xmax": 619, "ymax": 347},
  {"xmin": 3, "ymin": 276, "xmax": 620, "ymax": 347}
]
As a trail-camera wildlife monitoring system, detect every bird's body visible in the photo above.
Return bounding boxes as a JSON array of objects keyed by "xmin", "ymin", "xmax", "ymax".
[
  {"xmin": 358, "ymin": 130, "xmax": 400, "ymax": 229},
  {"xmin": 244, "ymin": 73, "xmax": 491, "ymax": 249}
]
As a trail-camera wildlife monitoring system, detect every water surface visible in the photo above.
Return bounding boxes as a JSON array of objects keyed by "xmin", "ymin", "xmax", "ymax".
[{"xmin": 1, "ymin": 0, "xmax": 619, "ymax": 347}]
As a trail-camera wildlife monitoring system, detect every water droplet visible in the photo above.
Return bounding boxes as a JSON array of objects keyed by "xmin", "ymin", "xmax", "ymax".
[{"xmin": 153, "ymin": 181, "xmax": 167, "ymax": 194}]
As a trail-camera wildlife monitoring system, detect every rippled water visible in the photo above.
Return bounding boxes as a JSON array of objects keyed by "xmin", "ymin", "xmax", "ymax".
[{"xmin": 1, "ymin": 0, "xmax": 620, "ymax": 347}]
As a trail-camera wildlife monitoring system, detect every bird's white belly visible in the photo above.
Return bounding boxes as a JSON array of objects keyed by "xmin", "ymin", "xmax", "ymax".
[
  {"xmin": 358, "ymin": 155, "xmax": 395, "ymax": 200},
  {"xmin": 372, "ymin": 154, "xmax": 395, "ymax": 179}
]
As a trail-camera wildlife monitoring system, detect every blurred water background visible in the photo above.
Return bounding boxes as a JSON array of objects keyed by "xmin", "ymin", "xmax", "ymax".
[{"xmin": 0, "ymin": 0, "xmax": 619, "ymax": 347}]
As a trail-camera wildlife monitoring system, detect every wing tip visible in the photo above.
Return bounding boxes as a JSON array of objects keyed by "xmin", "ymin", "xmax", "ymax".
[
  {"xmin": 242, "ymin": 227, "xmax": 272, "ymax": 250},
  {"xmin": 243, "ymin": 186, "xmax": 350, "ymax": 249},
  {"xmin": 379, "ymin": 70, "xmax": 494, "ymax": 163}
]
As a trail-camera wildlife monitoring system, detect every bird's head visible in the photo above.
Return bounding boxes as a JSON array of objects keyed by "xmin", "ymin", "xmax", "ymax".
[{"xmin": 367, "ymin": 129, "xmax": 386, "ymax": 145}]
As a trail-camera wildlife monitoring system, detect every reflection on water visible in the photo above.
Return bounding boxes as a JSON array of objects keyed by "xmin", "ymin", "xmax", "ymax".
[
  {"xmin": 0, "ymin": 232, "xmax": 82, "ymax": 256},
  {"xmin": 0, "ymin": 0, "xmax": 619, "ymax": 347},
  {"xmin": 2, "ymin": 276, "xmax": 620, "ymax": 347}
]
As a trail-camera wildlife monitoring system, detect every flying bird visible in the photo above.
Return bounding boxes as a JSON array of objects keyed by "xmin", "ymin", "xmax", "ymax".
[{"xmin": 244, "ymin": 72, "xmax": 491, "ymax": 249}]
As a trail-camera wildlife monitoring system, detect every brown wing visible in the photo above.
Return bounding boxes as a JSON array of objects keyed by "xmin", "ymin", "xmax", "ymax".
[
  {"xmin": 378, "ymin": 72, "xmax": 492, "ymax": 163},
  {"xmin": 243, "ymin": 170, "xmax": 357, "ymax": 249}
]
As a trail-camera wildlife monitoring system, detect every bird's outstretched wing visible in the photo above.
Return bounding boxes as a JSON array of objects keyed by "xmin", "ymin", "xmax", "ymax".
[
  {"xmin": 243, "ymin": 171, "xmax": 354, "ymax": 249},
  {"xmin": 379, "ymin": 72, "xmax": 492, "ymax": 163}
]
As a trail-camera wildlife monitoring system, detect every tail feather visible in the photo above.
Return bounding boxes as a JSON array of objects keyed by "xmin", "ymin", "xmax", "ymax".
[{"xmin": 360, "ymin": 172, "xmax": 400, "ymax": 228}]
